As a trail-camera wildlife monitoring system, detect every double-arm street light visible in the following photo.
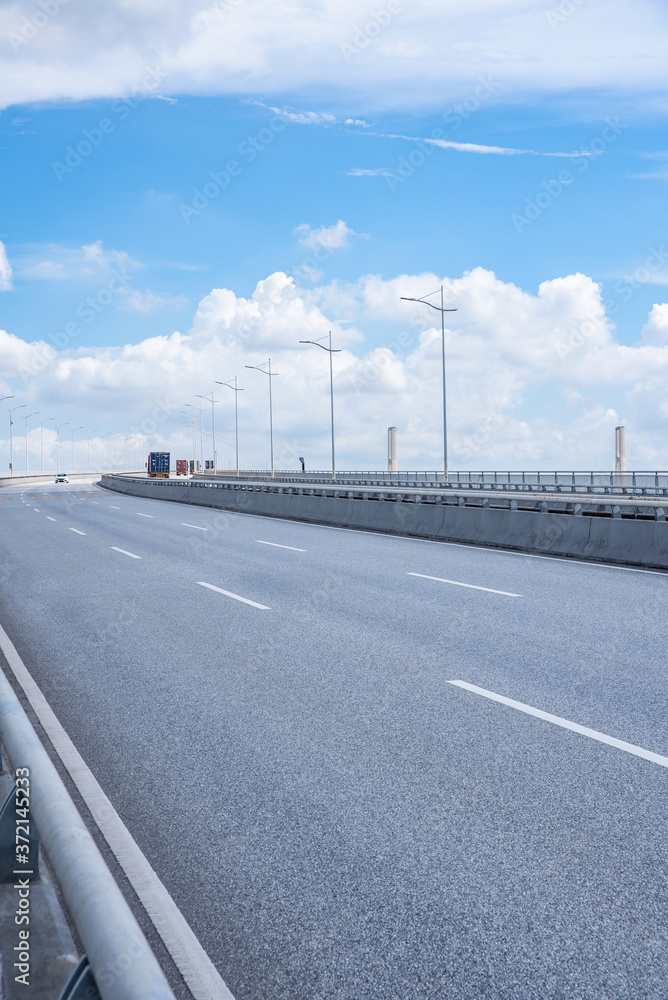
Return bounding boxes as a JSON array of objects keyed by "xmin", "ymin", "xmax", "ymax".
[
  {"xmin": 216, "ymin": 377, "xmax": 243, "ymax": 477},
  {"xmin": 196, "ymin": 391, "xmax": 218, "ymax": 472},
  {"xmin": 185, "ymin": 402, "xmax": 204, "ymax": 472},
  {"xmin": 400, "ymin": 286, "xmax": 457, "ymax": 482},
  {"xmin": 100, "ymin": 432, "xmax": 112, "ymax": 472},
  {"xmin": 299, "ymin": 330, "xmax": 341, "ymax": 479},
  {"xmin": 87, "ymin": 429, "xmax": 98, "ymax": 473},
  {"xmin": 7, "ymin": 403, "xmax": 25, "ymax": 476},
  {"xmin": 56, "ymin": 422, "xmax": 69, "ymax": 473},
  {"xmin": 24, "ymin": 411, "xmax": 39, "ymax": 475},
  {"xmin": 41, "ymin": 417, "xmax": 55, "ymax": 474},
  {"xmin": 245, "ymin": 359, "xmax": 279, "ymax": 478},
  {"xmin": 71, "ymin": 426, "xmax": 83, "ymax": 474},
  {"xmin": 1, "ymin": 396, "xmax": 15, "ymax": 473},
  {"xmin": 181, "ymin": 411, "xmax": 198, "ymax": 470}
]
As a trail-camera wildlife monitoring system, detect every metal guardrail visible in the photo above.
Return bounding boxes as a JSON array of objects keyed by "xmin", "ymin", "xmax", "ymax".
[
  {"xmin": 111, "ymin": 475, "xmax": 668, "ymax": 520},
  {"xmin": 197, "ymin": 470, "xmax": 668, "ymax": 497},
  {"xmin": 0, "ymin": 657, "xmax": 175, "ymax": 999}
]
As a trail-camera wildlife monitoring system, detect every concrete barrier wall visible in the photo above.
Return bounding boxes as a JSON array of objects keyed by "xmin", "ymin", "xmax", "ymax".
[{"xmin": 100, "ymin": 476, "xmax": 668, "ymax": 571}]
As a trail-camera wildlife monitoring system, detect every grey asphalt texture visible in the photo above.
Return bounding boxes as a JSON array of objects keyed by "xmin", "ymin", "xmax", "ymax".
[{"xmin": 1, "ymin": 479, "xmax": 667, "ymax": 1000}]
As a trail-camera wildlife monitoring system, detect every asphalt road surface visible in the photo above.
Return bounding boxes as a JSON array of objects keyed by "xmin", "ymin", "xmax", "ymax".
[{"xmin": 1, "ymin": 478, "xmax": 667, "ymax": 1000}]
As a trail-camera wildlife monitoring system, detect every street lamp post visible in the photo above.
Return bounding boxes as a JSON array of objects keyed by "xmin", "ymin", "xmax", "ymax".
[
  {"xmin": 56, "ymin": 422, "xmax": 69, "ymax": 474},
  {"xmin": 24, "ymin": 411, "xmax": 39, "ymax": 475},
  {"xmin": 185, "ymin": 404, "xmax": 204, "ymax": 471},
  {"xmin": 245, "ymin": 359, "xmax": 279, "ymax": 478},
  {"xmin": 100, "ymin": 432, "xmax": 112, "ymax": 472},
  {"xmin": 1, "ymin": 397, "xmax": 16, "ymax": 473},
  {"xmin": 87, "ymin": 430, "xmax": 98, "ymax": 472},
  {"xmin": 299, "ymin": 331, "xmax": 341, "ymax": 479},
  {"xmin": 196, "ymin": 392, "xmax": 219, "ymax": 472},
  {"xmin": 400, "ymin": 286, "xmax": 457, "ymax": 482},
  {"xmin": 41, "ymin": 417, "xmax": 55, "ymax": 475},
  {"xmin": 7, "ymin": 403, "xmax": 26, "ymax": 476},
  {"xmin": 71, "ymin": 426, "xmax": 83, "ymax": 474},
  {"xmin": 216, "ymin": 377, "xmax": 243, "ymax": 477}
]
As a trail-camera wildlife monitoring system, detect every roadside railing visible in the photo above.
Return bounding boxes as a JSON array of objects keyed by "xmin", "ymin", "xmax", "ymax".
[
  {"xmin": 194, "ymin": 470, "xmax": 668, "ymax": 497},
  {"xmin": 106, "ymin": 475, "xmax": 668, "ymax": 521},
  {"xmin": 0, "ymin": 652, "xmax": 175, "ymax": 999}
]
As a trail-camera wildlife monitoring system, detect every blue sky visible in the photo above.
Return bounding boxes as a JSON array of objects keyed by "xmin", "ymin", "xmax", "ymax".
[
  {"xmin": 2, "ymin": 0, "xmax": 668, "ymax": 472},
  {"xmin": 3, "ymin": 95, "xmax": 666, "ymax": 349}
]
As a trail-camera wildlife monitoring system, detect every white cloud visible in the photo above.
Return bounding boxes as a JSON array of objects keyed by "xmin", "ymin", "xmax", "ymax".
[
  {"xmin": 247, "ymin": 101, "xmax": 337, "ymax": 126},
  {"xmin": 346, "ymin": 167, "xmax": 393, "ymax": 178},
  {"xmin": 119, "ymin": 289, "xmax": 188, "ymax": 313},
  {"xmin": 345, "ymin": 119, "xmax": 371, "ymax": 127},
  {"xmin": 2, "ymin": 266, "xmax": 668, "ymax": 472},
  {"xmin": 641, "ymin": 303, "xmax": 668, "ymax": 345},
  {"xmin": 16, "ymin": 241, "xmax": 141, "ymax": 282},
  {"xmin": 0, "ymin": 242, "xmax": 13, "ymax": 291},
  {"xmin": 372, "ymin": 131, "xmax": 593, "ymax": 158},
  {"xmin": 2, "ymin": 1, "xmax": 668, "ymax": 113},
  {"xmin": 294, "ymin": 220, "xmax": 363, "ymax": 250}
]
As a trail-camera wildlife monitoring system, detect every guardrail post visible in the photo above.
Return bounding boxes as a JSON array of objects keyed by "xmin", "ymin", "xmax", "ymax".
[{"xmin": 58, "ymin": 956, "xmax": 100, "ymax": 1000}]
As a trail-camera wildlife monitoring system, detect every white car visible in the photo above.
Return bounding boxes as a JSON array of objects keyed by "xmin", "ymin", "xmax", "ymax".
[{"xmin": 55, "ymin": 473, "xmax": 69, "ymax": 484}]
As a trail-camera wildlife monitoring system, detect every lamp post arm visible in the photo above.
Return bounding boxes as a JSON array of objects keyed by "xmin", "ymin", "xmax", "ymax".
[{"xmin": 400, "ymin": 296, "xmax": 457, "ymax": 314}]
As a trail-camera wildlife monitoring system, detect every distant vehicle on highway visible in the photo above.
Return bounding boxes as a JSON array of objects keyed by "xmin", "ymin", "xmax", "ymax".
[
  {"xmin": 55, "ymin": 473, "xmax": 69, "ymax": 483},
  {"xmin": 147, "ymin": 451, "xmax": 170, "ymax": 478},
  {"xmin": 176, "ymin": 459, "xmax": 189, "ymax": 476}
]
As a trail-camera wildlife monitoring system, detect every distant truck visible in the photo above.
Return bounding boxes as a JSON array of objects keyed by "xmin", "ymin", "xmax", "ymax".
[
  {"xmin": 176, "ymin": 459, "xmax": 189, "ymax": 476},
  {"xmin": 147, "ymin": 452, "xmax": 170, "ymax": 478}
]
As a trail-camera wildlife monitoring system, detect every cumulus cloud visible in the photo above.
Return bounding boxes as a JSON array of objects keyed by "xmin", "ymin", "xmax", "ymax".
[
  {"xmin": 294, "ymin": 220, "xmax": 364, "ymax": 250},
  {"xmin": 641, "ymin": 303, "xmax": 668, "ymax": 345},
  {"xmin": 2, "ymin": 267, "xmax": 668, "ymax": 472},
  {"xmin": 0, "ymin": 242, "xmax": 13, "ymax": 291},
  {"xmin": 2, "ymin": 1, "xmax": 668, "ymax": 113}
]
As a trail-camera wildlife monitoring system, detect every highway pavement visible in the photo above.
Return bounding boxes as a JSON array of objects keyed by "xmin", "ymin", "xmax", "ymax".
[{"xmin": 1, "ymin": 478, "xmax": 667, "ymax": 999}]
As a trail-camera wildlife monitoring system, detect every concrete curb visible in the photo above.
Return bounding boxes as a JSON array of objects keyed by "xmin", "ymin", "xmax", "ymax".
[{"xmin": 100, "ymin": 476, "xmax": 668, "ymax": 571}]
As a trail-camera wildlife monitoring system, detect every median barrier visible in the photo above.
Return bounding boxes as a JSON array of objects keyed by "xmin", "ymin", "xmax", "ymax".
[
  {"xmin": 0, "ymin": 472, "xmax": 134, "ymax": 489},
  {"xmin": 100, "ymin": 476, "xmax": 668, "ymax": 570}
]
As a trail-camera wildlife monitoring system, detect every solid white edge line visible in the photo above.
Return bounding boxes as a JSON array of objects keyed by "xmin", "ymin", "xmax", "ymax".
[
  {"xmin": 448, "ymin": 679, "xmax": 668, "ymax": 768},
  {"xmin": 0, "ymin": 623, "xmax": 234, "ymax": 1000},
  {"xmin": 256, "ymin": 540, "xmax": 306, "ymax": 552},
  {"xmin": 68, "ymin": 528, "xmax": 86, "ymax": 536},
  {"xmin": 110, "ymin": 546, "xmax": 141, "ymax": 559},
  {"xmin": 407, "ymin": 572, "xmax": 521, "ymax": 597},
  {"xmin": 181, "ymin": 523, "xmax": 208, "ymax": 531},
  {"xmin": 197, "ymin": 582, "xmax": 270, "ymax": 610}
]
